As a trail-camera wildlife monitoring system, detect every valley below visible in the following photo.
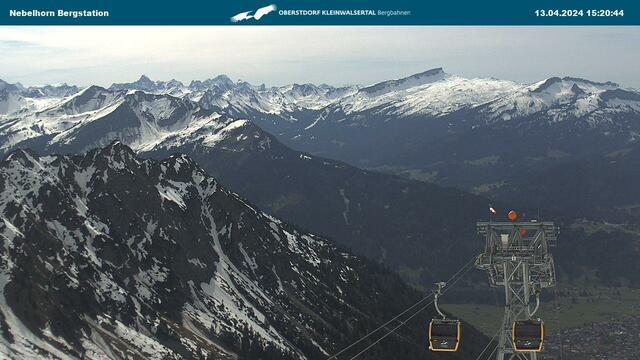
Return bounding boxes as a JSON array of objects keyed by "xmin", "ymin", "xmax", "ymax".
[{"xmin": 444, "ymin": 286, "xmax": 640, "ymax": 359}]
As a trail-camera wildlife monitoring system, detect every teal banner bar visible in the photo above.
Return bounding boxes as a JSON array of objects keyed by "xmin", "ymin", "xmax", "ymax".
[{"xmin": 1, "ymin": 0, "xmax": 638, "ymax": 25}]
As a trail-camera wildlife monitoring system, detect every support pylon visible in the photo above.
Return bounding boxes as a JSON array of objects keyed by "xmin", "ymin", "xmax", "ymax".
[{"xmin": 476, "ymin": 216, "xmax": 557, "ymax": 360}]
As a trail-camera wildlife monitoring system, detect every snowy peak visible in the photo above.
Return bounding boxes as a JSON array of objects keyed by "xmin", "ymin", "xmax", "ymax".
[
  {"xmin": 480, "ymin": 75, "xmax": 637, "ymax": 122},
  {"xmin": 285, "ymin": 83, "xmax": 324, "ymax": 97},
  {"xmin": 46, "ymin": 85, "xmax": 122, "ymax": 115},
  {"xmin": 0, "ymin": 79, "xmax": 78, "ymax": 98},
  {"xmin": 110, "ymin": 75, "xmax": 186, "ymax": 96},
  {"xmin": 329, "ymin": 70, "xmax": 521, "ymax": 118},
  {"xmin": 570, "ymin": 83, "xmax": 586, "ymax": 96},
  {"xmin": 22, "ymin": 83, "xmax": 79, "ymax": 98},
  {"xmin": 0, "ymin": 79, "xmax": 79, "ymax": 116},
  {"xmin": 105, "ymin": 74, "xmax": 355, "ymax": 115},
  {"xmin": 192, "ymin": 77, "xmax": 357, "ymax": 114},
  {"xmin": 596, "ymin": 88, "xmax": 640, "ymax": 114},
  {"xmin": 359, "ymin": 67, "xmax": 446, "ymax": 97},
  {"xmin": 137, "ymin": 74, "xmax": 153, "ymax": 83},
  {"xmin": 1, "ymin": 147, "xmax": 41, "ymax": 168},
  {"xmin": 58, "ymin": 92, "xmax": 227, "ymax": 153},
  {"xmin": 600, "ymin": 88, "xmax": 640, "ymax": 102},
  {"xmin": 0, "ymin": 82, "xmax": 266, "ymax": 157},
  {"xmin": 530, "ymin": 76, "xmax": 563, "ymax": 93},
  {"xmin": 0, "ymin": 87, "xmax": 26, "ymax": 115},
  {"xmin": 110, "ymin": 74, "xmax": 154, "ymax": 90},
  {"xmin": 188, "ymin": 74, "xmax": 235, "ymax": 92},
  {"xmin": 562, "ymin": 76, "xmax": 619, "ymax": 88},
  {"xmin": 0, "ymin": 79, "xmax": 22, "ymax": 93},
  {"xmin": 529, "ymin": 76, "xmax": 618, "ymax": 96},
  {"xmin": 522, "ymin": 77, "xmax": 591, "ymax": 107},
  {"xmin": 131, "ymin": 74, "xmax": 157, "ymax": 90},
  {"xmin": 92, "ymin": 140, "xmax": 140, "ymax": 167},
  {"xmin": 123, "ymin": 89, "xmax": 199, "ymax": 120},
  {"xmin": 320, "ymin": 70, "xmax": 638, "ymax": 123}
]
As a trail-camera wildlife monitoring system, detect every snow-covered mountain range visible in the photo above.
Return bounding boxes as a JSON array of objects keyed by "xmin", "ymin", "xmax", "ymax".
[
  {"xmin": 2, "ymin": 68, "xmax": 640, "ymax": 292},
  {"xmin": 321, "ymin": 67, "xmax": 521, "ymax": 119},
  {"xmin": 200, "ymin": 68, "xmax": 638, "ymax": 197},
  {"xmin": 4, "ymin": 68, "xmax": 639, "ymax": 137},
  {"xmin": 255, "ymin": 67, "xmax": 640, "ymax": 144},
  {"xmin": 110, "ymin": 74, "xmax": 358, "ymax": 115},
  {"xmin": 477, "ymin": 76, "xmax": 639, "ymax": 124},
  {"xmin": 0, "ymin": 74, "xmax": 493, "ymax": 289},
  {"xmin": 0, "ymin": 84, "xmax": 261, "ymax": 156},
  {"xmin": 0, "ymin": 143, "xmax": 481, "ymax": 359}
]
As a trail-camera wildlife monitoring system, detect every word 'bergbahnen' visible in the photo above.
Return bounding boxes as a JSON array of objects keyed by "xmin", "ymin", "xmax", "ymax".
[{"xmin": 9, "ymin": 9, "xmax": 110, "ymax": 18}]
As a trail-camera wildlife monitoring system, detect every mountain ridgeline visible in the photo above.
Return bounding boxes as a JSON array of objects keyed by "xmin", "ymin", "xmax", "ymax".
[
  {"xmin": 2, "ymin": 69, "xmax": 640, "ymax": 289},
  {"xmin": 0, "ymin": 80, "xmax": 493, "ymax": 290}
]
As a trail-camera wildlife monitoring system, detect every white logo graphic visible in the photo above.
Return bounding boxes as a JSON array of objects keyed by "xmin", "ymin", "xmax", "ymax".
[{"xmin": 231, "ymin": 4, "xmax": 277, "ymax": 23}]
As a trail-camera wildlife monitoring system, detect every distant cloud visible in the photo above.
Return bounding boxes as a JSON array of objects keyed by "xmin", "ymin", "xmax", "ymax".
[{"xmin": 0, "ymin": 26, "xmax": 639, "ymax": 88}]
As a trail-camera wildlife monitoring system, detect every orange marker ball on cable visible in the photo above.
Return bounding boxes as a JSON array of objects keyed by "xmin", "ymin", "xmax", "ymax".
[{"xmin": 508, "ymin": 210, "xmax": 518, "ymax": 222}]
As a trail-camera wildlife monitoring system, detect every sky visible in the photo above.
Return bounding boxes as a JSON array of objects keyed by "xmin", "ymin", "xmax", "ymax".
[{"xmin": 0, "ymin": 26, "xmax": 639, "ymax": 88}]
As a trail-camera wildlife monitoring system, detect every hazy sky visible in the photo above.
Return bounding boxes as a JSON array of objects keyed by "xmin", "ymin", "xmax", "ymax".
[{"xmin": 1, "ymin": 26, "xmax": 639, "ymax": 88}]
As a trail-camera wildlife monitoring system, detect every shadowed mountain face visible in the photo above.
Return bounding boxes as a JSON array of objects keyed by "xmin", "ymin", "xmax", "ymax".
[
  {"xmin": 0, "ymin": 143, "xmax": 490, "ymax": 359},
  {"xmin": 144, "ymin": 130, "xmax": 492, "ymax": 287}
]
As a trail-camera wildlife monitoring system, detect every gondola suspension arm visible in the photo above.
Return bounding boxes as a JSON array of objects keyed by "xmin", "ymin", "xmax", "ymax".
[
  {"xmin": 433, "ymin": 282, "xmax": 447, "ymax": 320},
  {"xmin": 529, "ymin": 290, "xmax": 541, "ymax": 317}
]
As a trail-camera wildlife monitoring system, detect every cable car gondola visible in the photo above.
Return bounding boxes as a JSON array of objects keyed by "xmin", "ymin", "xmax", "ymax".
[
  {"xmin": 512, "ymin": 319, "xmax": 544, "ymax": 352},
  {"xmin": 428, "ymin": 282, "xmax": 461, "ymax": 352},
  {"xmin": 429, "ymin": 319, "xmax": 461, "ymax": 352}
]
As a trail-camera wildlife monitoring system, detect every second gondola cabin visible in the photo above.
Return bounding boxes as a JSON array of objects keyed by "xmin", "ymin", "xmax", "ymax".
[
  {"xmin": 428, "ymin": 319, "xmax": 461, "ymax": 352},
  {"xmin": 512, "ymin": 319, "xmax": 544, "ymax": 352}
]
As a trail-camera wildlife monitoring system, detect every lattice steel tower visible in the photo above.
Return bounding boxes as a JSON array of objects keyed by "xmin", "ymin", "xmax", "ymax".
[{"xmin": 475, "ymin": 212, "xmax": 557, "ymax": 360}]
